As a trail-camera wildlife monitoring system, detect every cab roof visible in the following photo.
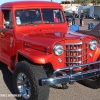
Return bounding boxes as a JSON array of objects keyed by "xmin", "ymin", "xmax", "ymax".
[{"xmin": 1, "ymin": 1, "xmax": 62, "ymax": 8}]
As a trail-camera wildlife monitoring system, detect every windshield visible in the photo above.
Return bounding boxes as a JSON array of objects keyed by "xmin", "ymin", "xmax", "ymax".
[
  {"xmin": 42, "ymin": 9, "xmax": 64, "ymax": 23},
  {"xmin": 15, "ymin": 9, "xmax": 42, "ymax": 25},
  {"xmin": 15, "ymin": 9, "xmax": 64, "ymax": 25}
]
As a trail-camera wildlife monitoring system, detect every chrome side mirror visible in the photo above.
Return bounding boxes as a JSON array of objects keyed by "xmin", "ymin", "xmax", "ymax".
[
  {"xmin": 4, "ymin": 21, "xmax": 10, "ymax": 28},
  {"xmin": 4, "ymin": 21, "xmax": 13, "ymax": 29}
]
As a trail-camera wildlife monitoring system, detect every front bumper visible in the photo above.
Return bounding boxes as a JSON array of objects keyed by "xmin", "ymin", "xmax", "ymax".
[{"xmin": 41, "ymin": 61, "xmax": 100, "ymax": 85}]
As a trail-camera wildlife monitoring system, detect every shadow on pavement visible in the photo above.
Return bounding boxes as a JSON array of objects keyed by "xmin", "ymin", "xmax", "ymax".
[
  {"xmin": 77, "ymin": 80, "xmax": 96, "ymax": 89},
  {"xmin": 0, "ymin": 62, "xmax": 16, "ymax": 98},
  {"xmin": 50, "ymin": 81, "xmax": 96, "ymax": 90}
]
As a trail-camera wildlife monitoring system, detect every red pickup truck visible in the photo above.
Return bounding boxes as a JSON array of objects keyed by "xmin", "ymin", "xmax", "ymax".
[{"xmin": 0, "ymin": 1, "xmax": 100, "ymax": 100}]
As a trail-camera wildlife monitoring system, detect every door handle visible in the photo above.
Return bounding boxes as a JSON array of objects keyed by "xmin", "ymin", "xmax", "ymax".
[
  {"xmin": 0, "ymin": 30, "xmax": 4, "ymax": 36},
  {"xmin": 0, "ymin": 32, "xmax": 4, "ymax": 37}
]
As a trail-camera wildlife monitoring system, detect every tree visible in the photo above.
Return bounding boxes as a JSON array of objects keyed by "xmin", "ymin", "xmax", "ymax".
[
  {"xmin": 74, "ymin": 0, "xmax": 81, "ymax": 4},
  {"xmin": 81, "ymin": 0, "xmax": 89, "ymax": 6},
  {"xmin": 91, "ymin": 0, "xmax": 100, "ymax": 5}
]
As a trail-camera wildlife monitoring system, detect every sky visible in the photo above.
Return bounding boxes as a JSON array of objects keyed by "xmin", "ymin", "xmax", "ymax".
[{"xmin": 0, "ymin": 0, "xmax": 61, "ymax": 5}]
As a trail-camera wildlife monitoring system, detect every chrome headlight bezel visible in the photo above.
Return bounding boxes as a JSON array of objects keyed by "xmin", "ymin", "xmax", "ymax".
[
  {"xmin": 53, "ymin": 44, "xmax": 64, "ymax": 56},
  {"xmin": 89, "ymin": 39, "xmax": 97, "ymax": 50}
]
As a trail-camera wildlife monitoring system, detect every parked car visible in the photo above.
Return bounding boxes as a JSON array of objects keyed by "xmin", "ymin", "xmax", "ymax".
[{"xmin": 94, "ymin": 14, "xmax": 100, "ymax": 20}]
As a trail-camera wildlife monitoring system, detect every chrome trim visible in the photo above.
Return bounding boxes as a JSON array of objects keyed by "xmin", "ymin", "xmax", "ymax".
[
  {"xmin": 17, "ymin": 73, "xmax": 31, "ymax": 99},
  {"xmin": 53, "ymin": 43, "xmax": 64, "ymax": 56},
  {"xmin": 65, "ymin": 42, "xmax": 83, "ymax": 45},
  {"xmin": 41, "ymin": 61, "xmax": 100, "ymax": 85},
  {"xmin": 65, "ymin": 53, "xmax": 87, "ymax": 58},
  {"xmin": 65, "ymin": 42, "xmax": 87, "ymax": 45},
  {"xmin": 65, "ymin": 48, "xmax": 88, "ymax": 52},
  {"xmin": 89, "ymin": 39, "xmax": 97, "ymax": 50},
  {"xmin": 65, "ymin": 42, "xmax": 88, "ymax": 66},
  {"xmin": 65, "ymin": 59, "xmax": 88, "ymax": 64}
]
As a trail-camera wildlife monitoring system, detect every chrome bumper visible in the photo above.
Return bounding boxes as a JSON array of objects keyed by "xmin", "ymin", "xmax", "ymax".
[{"xmin": 41, "ymin": 61, "xmax": 100, "ymax": 85}]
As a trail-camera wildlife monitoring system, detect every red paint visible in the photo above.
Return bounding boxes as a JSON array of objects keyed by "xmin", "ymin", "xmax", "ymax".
[{"xmin": 0, "ymin": 1, "xmax": 100, "ymax": 72}]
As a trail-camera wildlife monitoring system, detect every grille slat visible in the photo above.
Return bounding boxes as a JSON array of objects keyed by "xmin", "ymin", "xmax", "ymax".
[
  {"xmin": 65, "ymin": 47, "xmax": 88, "ymax": 51},
  {"xmin": 65, "ymin": 53, "xmax": 87, "ymax": 58},
  {"xmin": 65, "ymin": 59, "xmax": 88, "ymax": 64},
  {"xmin": 66, "ymin": 42, "xmax": 88, "ymax": 67}
]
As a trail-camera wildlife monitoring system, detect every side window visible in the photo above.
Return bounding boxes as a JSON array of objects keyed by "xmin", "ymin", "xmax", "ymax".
[{"xmin": 3, "ymin": 10, "xmax": 13, "ymax": 29}]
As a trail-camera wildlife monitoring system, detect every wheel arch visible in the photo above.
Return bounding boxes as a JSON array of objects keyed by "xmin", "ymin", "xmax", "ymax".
[{"xmin": 17, "ymin": 53, "xmax": 54, "ymax": 76}]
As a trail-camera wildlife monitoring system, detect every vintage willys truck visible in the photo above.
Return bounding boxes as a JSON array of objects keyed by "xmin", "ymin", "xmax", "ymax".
[{"xmin": 0, "ymin": 1, "xmax": 100, "ymax": 100}]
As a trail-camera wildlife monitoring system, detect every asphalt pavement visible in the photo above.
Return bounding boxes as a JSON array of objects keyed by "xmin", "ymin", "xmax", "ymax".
[
  {"xmin": 0, "ymin": 18, "xmax": 100, "ymax": 100},
  {"xmin": 75, "ymin": 18, "xmax": 99, "ymax": 30}
]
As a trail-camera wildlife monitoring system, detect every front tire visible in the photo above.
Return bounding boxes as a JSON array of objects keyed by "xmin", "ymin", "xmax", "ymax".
[
  {"xmin": 13, "ymin": 61, "xmax": 49, "ymax": 100},
  {"xmin": 82, "ymin": 57, "xmax": 100, "ymax": 89},
  {"xmin": 82, "ymin": 76, "xmax": 100, "ymax": 89}
]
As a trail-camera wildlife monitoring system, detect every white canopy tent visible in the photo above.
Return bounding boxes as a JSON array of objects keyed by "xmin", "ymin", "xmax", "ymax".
[{"xmin": 65, "ymin": 6, "xmax": 78, "ymax": 13}]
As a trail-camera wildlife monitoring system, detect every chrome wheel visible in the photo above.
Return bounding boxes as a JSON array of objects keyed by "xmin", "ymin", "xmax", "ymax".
[
  {"xmin": 17, "ymin": 73, "xmax": 31, "ymax": 99},
  {"xmin": 14, "ymin": 61, "xmax": 49, "ymax": 100}
]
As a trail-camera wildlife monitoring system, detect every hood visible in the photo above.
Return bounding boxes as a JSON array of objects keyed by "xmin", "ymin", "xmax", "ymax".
[{"xmin": 22, "ymin": 30, "xmax": 93, "ymax": 53}]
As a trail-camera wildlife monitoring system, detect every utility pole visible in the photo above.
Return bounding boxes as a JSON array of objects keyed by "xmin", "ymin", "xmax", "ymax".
[{"xmin": 51, "ymin": 0, "xmax": 52, "ymax": 2}]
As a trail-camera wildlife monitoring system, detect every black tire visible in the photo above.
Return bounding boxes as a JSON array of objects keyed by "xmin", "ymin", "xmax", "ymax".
[
  {"xmin": 13, "ymin": 61, "xmax": 49, "ymax": 100},
  {"xmin": 82, "ymin": 77, "xmax": 100, "ymax": 89},
  {"xmin": 82, "ymin": 57, "xmax": 100, "ymax": 89}
]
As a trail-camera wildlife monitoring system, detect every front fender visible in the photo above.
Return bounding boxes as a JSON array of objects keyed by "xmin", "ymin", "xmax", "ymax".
[
  {"xmin": 17, "ymin": 48, "xmax": 53, "ymax": 64},
  {"xmin": 93, "ymin": 45, "xmax": 100, "ymax": 61}
]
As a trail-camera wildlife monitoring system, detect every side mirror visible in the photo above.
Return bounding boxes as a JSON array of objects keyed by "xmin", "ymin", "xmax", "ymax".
[
  {"xmin": 4, "ymin": 21, "xmax": 10, "ymax": 28},
  {"xmin": 4, "ymin": 21, "xmax": 13, "ymax": 29}
]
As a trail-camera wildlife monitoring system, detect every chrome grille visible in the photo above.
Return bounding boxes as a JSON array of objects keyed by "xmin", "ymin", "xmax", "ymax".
[{"xmin": 65, "ymin": 42, "xmax": 88, "ymax": 66}]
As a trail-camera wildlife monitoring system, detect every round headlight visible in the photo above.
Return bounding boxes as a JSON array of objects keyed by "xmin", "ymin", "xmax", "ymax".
[
  {"xmin": 89, "ymin": 40, "xmax": 97, "ymax": 50},
  {"xmin": 53, "ymin": 44, "xmax": 64, "ymax": 56}
]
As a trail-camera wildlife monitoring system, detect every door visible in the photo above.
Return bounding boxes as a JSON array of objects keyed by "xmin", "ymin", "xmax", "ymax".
[{"xmin": 0, "ymin": 10, "xmax": 14, "ymax": 65}]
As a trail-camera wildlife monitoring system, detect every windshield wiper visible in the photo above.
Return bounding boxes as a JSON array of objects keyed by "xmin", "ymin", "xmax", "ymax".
[
  {"xmin": 21, "ymin": 22, "xmax": 36, "ymax": 26},
  {"xmin": 50, "ymin": 22, "xmax": 57, "ymax": 24}
]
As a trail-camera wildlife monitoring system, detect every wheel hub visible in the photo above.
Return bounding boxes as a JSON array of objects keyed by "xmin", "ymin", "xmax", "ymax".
[{"xmin": 17, "ymin": 73, "xmax": 31, "ymax": 99}]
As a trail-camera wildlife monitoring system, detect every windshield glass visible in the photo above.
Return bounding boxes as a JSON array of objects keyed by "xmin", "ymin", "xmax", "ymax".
[
  {"xmin": 15, "ymin": 9, "xmax": 42, "ymax": 25},
  {"xmin": 42, "ymin": 9, "xmax": 64, "ymax": 23},
  {"xmin": 15, "ymin": 9, "xmax": 64, "ymax": 25}
]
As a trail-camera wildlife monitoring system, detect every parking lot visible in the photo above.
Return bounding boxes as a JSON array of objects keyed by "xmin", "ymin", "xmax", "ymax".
[
  {"xmin": 75, "ymin": 18, "xmax": 99, "ymax": 30},
  {"xmin": 0, "ymin": 18, "xmax": 100, "ymax": 100}
]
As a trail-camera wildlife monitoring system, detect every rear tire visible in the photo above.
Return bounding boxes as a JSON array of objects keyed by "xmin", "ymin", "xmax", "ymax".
[{"xmin": 13, "ymin": 61, "xmax": 49, "ymax": 100}]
